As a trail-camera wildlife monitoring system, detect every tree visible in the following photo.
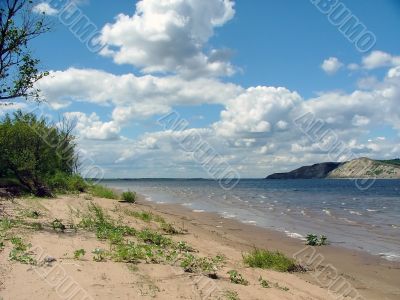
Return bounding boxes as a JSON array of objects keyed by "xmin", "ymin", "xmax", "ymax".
[
  {"xmin": 0, "ymin": 111, "xmax": 78, "ymax": 196},
  {"xmin": 0, "ymin": 0, "xmax": 50, "ymax": 102}
]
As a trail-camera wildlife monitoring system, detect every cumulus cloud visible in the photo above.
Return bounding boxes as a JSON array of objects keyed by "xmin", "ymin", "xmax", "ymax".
[
  {"xmin": 214, "ymin": 86, "xmax": 302, "ymax": 137},
  {"xmin": 98, "ymin": 0, "xmax": 236, "ymax": 78},
  {"xmin": 321, "ymin": 57, "xmax": 343, "ymax": 74},
  {"xmin": 362, "ymin": 51, "xmax": 400, "ymax": 69},
  {"xmin": 64, "ymin": 112, "xmax": 120, "ymax": 140}
]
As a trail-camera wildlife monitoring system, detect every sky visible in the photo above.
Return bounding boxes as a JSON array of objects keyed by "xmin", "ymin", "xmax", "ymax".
[{"xmin": 3, "ymin": 0, "xmax": 400, "ymax": 179}]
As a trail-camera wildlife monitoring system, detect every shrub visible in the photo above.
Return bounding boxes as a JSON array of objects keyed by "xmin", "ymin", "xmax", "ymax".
[
  {"xmin": 243, "ymin": 248, "xmax": 296, "ymax": 272},
  {"xmin": 89, "ymin": 184, "xmax": 119, "ymax": 199},
  {"xmin": 47, "ymin": 172, "xmax": 88, "ymax": 193},
  {"xmin": 121, "ymin": 191, "xmax": 136, "ymax": 203}
]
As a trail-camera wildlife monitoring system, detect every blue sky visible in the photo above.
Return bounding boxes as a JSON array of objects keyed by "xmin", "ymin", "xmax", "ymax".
[{"xmin": 6, "ymin": 0, "xmax": 400, "ymax": 178}]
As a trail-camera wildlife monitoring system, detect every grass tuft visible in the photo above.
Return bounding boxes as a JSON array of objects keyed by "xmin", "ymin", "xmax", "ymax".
[
  {"xmin": 243, "ymin": 248, "xmax": 296, "ymax": 272},
  {"xmin": 121, "ymin": 191, "xmax": 136, "ymax": 203},
  {"xmin": 88, "ymin": 185, "xmax": 119, "ymax": 200}
]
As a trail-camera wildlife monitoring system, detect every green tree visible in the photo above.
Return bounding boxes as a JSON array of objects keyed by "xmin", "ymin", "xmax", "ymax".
[
  {"xmin": 0, "ymin": 111, "xmax": 78, "ymax": 196},
  {"xmin": 0, "ymin": 0, "xmax": 50, "ymax": 102}
]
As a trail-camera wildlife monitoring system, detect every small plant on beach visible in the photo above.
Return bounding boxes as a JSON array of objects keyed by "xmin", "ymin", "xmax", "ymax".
[
  {"xmin": 227, "ymin": 270, "xmax": 249, "ymax": 286},
  {"xmin": 258, "ymin": 276, "xmax": 270, "ymax": 288},
  {"xmin": 121, "ymin": 191, "xmax": 136, "ymax": 203},
  {"xmin": 176, "ymin": 241, "xmax": 196, "ymax": 253},
  {"xmin": 274, "ymin": 282, "xmax": 289, "ymax": 291},
  {"xmin": 127, "ymin": 210, "xmax": 153, "ymax": 222},
  {"xmin": 74, "ymin": 249, "xmax": 86, "ymax": 260},
  {"xmin": 51, "ymin": 219, "xmax": 66, "ymax": 232},
  {"xmin": 223, "ymin": 290, "xmax": 240, "ymax": 300},
  {"xmin": 180, "ymin": 253, "xmax": 225, "ymax": 278},
  {"xmin": 306, "ymin": 234, "xmax": 328, "ymax": 246},
  {"xmin": 92, "ymin": 248, "xmax": 108, "ymax": 262},
  {"xmin": 136, "ymin": 228, "xmax": 172, "ymax": 247},
  {"xmin": 9, "ymin": 236, "xmax": 36, "ymax": 265},
  {"xmin": 243, "ymin": 248, "xmax": 296, "ymax": 272},
  {"xmin": 160, "ymin": 222, "xmax": 180, "ymax": 235}
]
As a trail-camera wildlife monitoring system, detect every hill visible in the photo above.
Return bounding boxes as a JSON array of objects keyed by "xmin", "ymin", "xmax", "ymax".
[{"xmin": 266, "ymin": 158, "xmax": 400, "ymax": 179}]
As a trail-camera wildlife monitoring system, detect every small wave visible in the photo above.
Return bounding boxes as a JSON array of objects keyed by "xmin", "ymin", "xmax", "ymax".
[
  {"xmin": 193, "ymin": 209, "xmax": 205, "ymax": 213},
  {"xmin": 284, "ymin": 231, "xmax": 305, "ymax": 240},
  {"xmin": 349, "ymin": 210, "xmax": 362, "ymax": 216},
  {"xmin": 221, "ymin": 212, "xmax": 236, "ymax": 219},
  {"xmin": 323, "ymin": 209, "xmax": 332, "ymax": 216},
  {"xmin": 156, "ymin": 201, "xmax": 165, "ymax": 204},
  {"xmin": 339, "ymin": 217, "xmax": 357, "ymax": 225},
  {"xmin": 259, "ymin": 195, "xmax": 267, "ymax": 199},
  {"xmin": 182, "ymin": 202, "xmax": 193, "ymax": 207},
  {"xmin": 259, "ymin": 200, "xmax": 264, "ymax": 204},
  {"xmin": 379, "ymin": 252, "xmax": 400, "ymax": 262},
  {"xmin": 366, "ymin": 209, "xmax": 378, "ymax": 212},
  {"xmin": 242, "ymin": 220, "xmax": 257, "ymax": 225}
]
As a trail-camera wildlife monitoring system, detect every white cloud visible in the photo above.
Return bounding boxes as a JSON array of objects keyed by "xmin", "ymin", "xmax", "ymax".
[
  {"xmin": 33, "ymin": 2, "xmax": 59, "ymax": 16},
  {"xmin": 98, "ymin": 0, "xmax": 236, "ymax": 78},
  {"xmin": 214, "ymin": 86, "xmax": 302, "ymax": 137},
  {"xmin": 321, "ymin": 57, "xmax": 343, "ymax": 74},
  {"xmin": 64, "ymin": 112, "xmax": 120, "ymax": 140},
  {"xmin": 362, "ymin": 51, "xmax": 400, "ymax": 69}
]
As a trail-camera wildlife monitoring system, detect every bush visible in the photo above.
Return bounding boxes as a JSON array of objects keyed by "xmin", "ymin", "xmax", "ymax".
[
  {"xmin": 227, "ymin": 270, "xmax": 249, "ymax": 285},
  {"xmin": 47, "ymin": 172, "xmax": 88, "ymax": 193},
  {"xmin": 0, "ymin": 111, "xmax": 79, "ymax": 197},
  {"xmin": 121, "ymin": 191, "xmax": 136, "ymax": 203},
  {"xmin": 89, "ymin": 185, "xmax": 119, "ymax": 199},
  {"xmin": 243, "ymin": 248, "xmax": 296, "ymax": 272},
  {"xmin": 306, "ymin": 234, "xmax": 328, "ymax": 246}
]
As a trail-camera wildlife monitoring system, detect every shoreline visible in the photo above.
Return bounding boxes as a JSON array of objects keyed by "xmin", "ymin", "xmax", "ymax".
[
  {"xmin": 1, "ymin": 193, "xmax": 399, "ymax": 299},
  {"xmin": 136, "ymin": 194, "xmax": 400, "ymax": 300}
]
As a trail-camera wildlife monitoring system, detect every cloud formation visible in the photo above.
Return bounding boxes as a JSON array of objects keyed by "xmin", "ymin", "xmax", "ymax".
[
  {"xmin": 98, "ymin": 0, "xmax": 236, "ymax": 78},
  {"xmin": 321, "ymin": 57, "xmax": 343, "ymax": 74}
]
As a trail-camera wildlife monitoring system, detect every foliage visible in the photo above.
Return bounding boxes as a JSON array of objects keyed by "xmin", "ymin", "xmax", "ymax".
[
  {"xmin": 243, "ymin": 248, "xmax": 296, "ymax": 272},
  {"xmin": 51, "ymin": 219, "xmax": 66, "ymax": 232},
  {"xmin": 227, "ymin": 270, "xmax": 249, "ymax": 285},
  {"xmin": 73, "ymin": 249, "xmax": 86, "ymax": 260},
  {"xmin": 306, "ymin": 234, "xmax": 328, "ymax": 246},
  {"xmin": 9, "ymin": 236, "xmax": 36, "ymax": 265},
  {"xmin": 223, "ymin": 290, "xmax": 240, "ymax": 300},
  {"xmin": 258, "ymin": 276, "xmax": 270, "ymax": 288},
  {"xmin": 0, "ymin": 111, "xmax": 79, "ymax": 196},
  {"xmin": 379, "ymin": 159, "xmax": 400, "ymax": 166},
  {"xmin": 136, "ymin": 228, "xmax": 172, "ymax": 247},
  {"xmin": 88, "ymin": 184, "xmax": 119, "ymax": 199},
  {"xmin": 121, "ymin": 190, "xmax": 136, "ymax": 203},
  {"xmin": 180, "ymin": 253, "xmax": 225, "ymax": 277},
  {"xmin": 0, "ymin": 0, "xmax": 51, "ymax": 102},
  {"xmin": 47, "ymin": 172, "xmax": 88, "ymax": 193},
  {"xmin": 92, "ymin": 248, "xmax": 108, "ymax": 262}
]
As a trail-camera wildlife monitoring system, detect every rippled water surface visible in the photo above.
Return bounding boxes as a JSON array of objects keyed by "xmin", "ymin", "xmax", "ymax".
[{"xmin": 104, "ymin": 179, "xmax": 400, "ymax": 261}]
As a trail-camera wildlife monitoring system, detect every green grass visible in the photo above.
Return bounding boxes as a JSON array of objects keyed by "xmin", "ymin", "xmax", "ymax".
[
  {"xmin": 125, "ymin": 210, "xmax": 153, "ymax": 222},
  {"xmin": 243, "ymin": 248, "xmax": 296, "ymax": 272},
  {"xmin": 88, "ymin": 184, "xmax": 119, "ymax": 199},
  {"xmin": 121, "ymin": 191, "xmax": 136, "ymax": 203}
]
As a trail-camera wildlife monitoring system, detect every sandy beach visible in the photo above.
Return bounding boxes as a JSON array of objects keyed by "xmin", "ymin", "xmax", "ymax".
[{"xmin": 1, "ymin": 193, "xmax": 399, "ymax": 300}]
